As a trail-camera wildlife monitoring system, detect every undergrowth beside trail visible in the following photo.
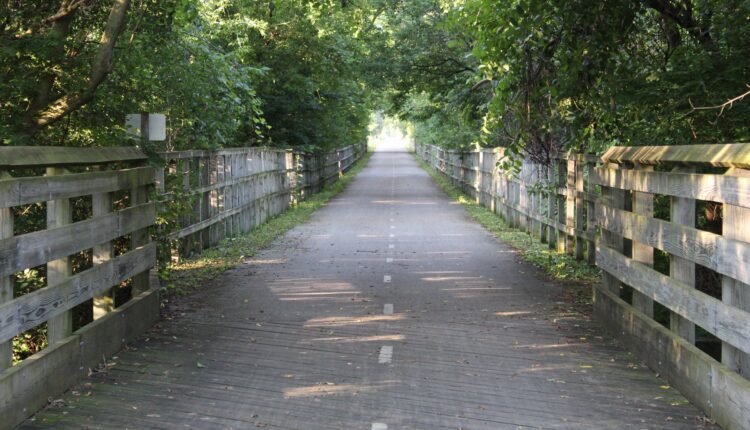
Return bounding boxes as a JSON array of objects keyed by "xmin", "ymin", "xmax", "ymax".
[
  {"xmin": 159, "ymin": 150, "xmax": 373, "ymax": 301},
  {"xmin": 414, "ymin": 154, "xmax": 600, "ymax": 308}
]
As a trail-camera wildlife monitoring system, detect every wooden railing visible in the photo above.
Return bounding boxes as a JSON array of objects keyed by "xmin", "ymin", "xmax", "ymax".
[
  {"xmin": 158, "ymin": 143, "xmax": 365, "ymax": 259},
  {"xmin": 0, "ymin": 142, "xmax": 366, "ymax": 429},
  {"xmin": 0, "ymin": 146, "xmax": 160, "ymax": 428},
  {"xmin": 417, "ymin": 141, "xmax": 750, "ymax": 430}
]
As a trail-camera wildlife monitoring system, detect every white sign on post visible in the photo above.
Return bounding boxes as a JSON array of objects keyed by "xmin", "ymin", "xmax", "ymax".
[{"xmin": 125, "ymin": 113, "xmax": 167, "ymax": 141}]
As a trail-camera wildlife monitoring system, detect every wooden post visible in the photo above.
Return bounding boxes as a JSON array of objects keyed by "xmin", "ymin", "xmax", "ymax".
[
  {"xmin": 600, "ymin": 168, "xmax": 625, "ymax": 296},
  {"xmin": 586, "ymin": 160, "xmax": 597, "ymax": 265},
  {"xmin": 0, "ymin": 171, "xmax": 13, "ymax": 368},
  {"xmin": 631, "ymin": 164, "xmax": 654, "ymax": 318},
  {"xmin": 547, "ymin": 165, "xmax": 557, "ymax": 249},
  {"xmin": 566, "ymin": 156, "xmax": 576, "ymax": 256},
  {"xmin": 131, "ymin": 114, "xmax": 150, "ymax": 294},
  {"xmin": 668, "ymin": 166, "xmax": 696, "ymax": 343},
  {"xmin": 574, "ymin": 156, "xmax": 585, "ymax": 260},
  {"xmin": 46, "ymin": 167, "xmax": 73, "ymax": 344},
  {"xmin": 181, "ymin": 158, "xmax": 192, "ymax": 256},
  {"xmin": 556, "ymin": 159, "xmax": 568, "ymax": 254},
  {"xmin": 722, "ymin": 167, "xmax": 750, "ymax": 374},
  {"xmin": 92, "ymin": 168, "xmax": 114, "ymax": 319}
]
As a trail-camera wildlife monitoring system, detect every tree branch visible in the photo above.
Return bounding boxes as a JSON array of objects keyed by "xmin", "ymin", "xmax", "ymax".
[{"xmin": 35, "ymin": 0, "xmax": 131, "ymax": 129}]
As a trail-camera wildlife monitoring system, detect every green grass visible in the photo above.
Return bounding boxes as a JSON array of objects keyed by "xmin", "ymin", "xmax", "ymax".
[
  {"xmin": 414, "ymin": 153, "xmax": 601, "ymax": 288},
  {"xmin": 160, "ymin": 151, "xmax": 373, "ymax": 298}
]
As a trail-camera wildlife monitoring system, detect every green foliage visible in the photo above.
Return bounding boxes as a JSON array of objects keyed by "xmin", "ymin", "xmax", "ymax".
[{"xmin": 383, "ymin": 0, "xmax": 750, "ymax": 162}]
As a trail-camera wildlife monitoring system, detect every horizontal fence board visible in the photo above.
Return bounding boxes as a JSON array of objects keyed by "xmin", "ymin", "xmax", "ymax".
[
  {"xmin": 0, "ymin": 244, "xmax": 156, "ymax": 343},
  {"xmin": 0, "ymin": 147, "xmax": 147, "ymax": 168},
  {"xmin": 597, "ymin": 243, "xmax": 750, "ymax": 354},
  {"xmin": 596, "ymin": 204, "xmax": 750, "ymax": 286},
  {"xmin": 0, "ymin": 167, "xmax": 155, "ymax": 208},
  {"xmin": 594, "ymin": 167, "xmax": 750, "ymax": 208},
  {"xmin": 602, "ymin": 143, "xmax": 750, "ymax": 168},
  {"xmin": 0, "ymin": 202, "xmax": 155, "ymax": 278}
]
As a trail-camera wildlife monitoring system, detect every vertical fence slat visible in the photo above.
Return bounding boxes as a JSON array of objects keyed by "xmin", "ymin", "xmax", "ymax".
[
  {"xmin": 574, "ymin": 157, "xmax": 585, "ymax": 260},
  {"xmin": 0, "ymin": 171, "xmax": 13, "ymax": 369},
  {"xmin": 722, "ymin": 167, "xmax": 750, "ymax": 374},
  {"xmin": 131, "ymin": 180, "xmax": 150, "ymax": 295},
  {"xmin": 46, "ymin": 167, "xmax": 73, "ymax": 344},
  {"xmin": 631, "ymin": 164, "xmax": 654, "ymax": 318},
  {"xmin": 92, "ymin": 174, "xmax": 114, "ymax": 319},
  {"xmin": 670, "ymin": 166, "xmax": 696, "ymax": 343}
]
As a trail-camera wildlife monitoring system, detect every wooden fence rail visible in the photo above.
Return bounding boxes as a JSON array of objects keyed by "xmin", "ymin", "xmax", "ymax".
[
  {"xmin": 0, "ymin": 142, "xmax": 366, "ymax": 429},
  {"xmin": 417, "ymin": 141, "xmax": 750, "ymax": 430}
]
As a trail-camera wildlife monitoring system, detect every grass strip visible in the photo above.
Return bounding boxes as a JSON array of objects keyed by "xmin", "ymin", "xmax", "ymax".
[{"xmin": 160, "ymin": 150, "xmax": 373, "ymax": 297}]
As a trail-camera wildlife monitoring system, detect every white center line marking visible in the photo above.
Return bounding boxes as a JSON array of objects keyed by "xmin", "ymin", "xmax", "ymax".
[
  {"xmin": 388, "ymin": 244, "xmax": 395, "ymax": 249},
  {"xmin": 384, "ymin": 304, "xmax": 394, "ymax": 315},
  {"xmin": 378, "ymin": 346, "xmax": 393, "ymax": 364},
  {"xmin": 389, "ymin": 218, "xmax": 394, "ymax": 222},
  {"xmin": 386, "ymin": 257, "xmax": 393, "ymax": 263},
  {"xmin": 383, "ymin": 275, "xmax": 391, "ymax": 283},
  {"xmin": 389, "ymin": 234, "xmax": 395, "ymax": 238},
  {"xmin": 390, "ymin": 225, "xmax": 395, "ymax": 229},
  {"xmin": 372, "ymin": 424, "xmax": 388, "ymax": 430}
]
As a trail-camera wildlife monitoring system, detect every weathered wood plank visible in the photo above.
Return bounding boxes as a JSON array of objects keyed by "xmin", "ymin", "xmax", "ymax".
[
  {"xmin": 0, "ymin": 167, "xmax": 154, "ymax": 208},
  {"xmin": 721, "ymin": 167, "xmax": 750, "ymax": 375},
  {"xmin": 670, "ymin": 166, "xmax": 696, "ymax": 344},
  {"xmin": 0, "ymin": 202, "xmax": 155, "ymax": 278},
  {"xmin": 130, "ymin": 185, "xmax": 150, "ymax": 294},
  {"xmin": 593, "ymin": 167, "xmax": 750, "ymax": 209},
  {"xmin": 0, "ymin": 244, "xmax": 156, "ymax": 343},
  {"xmin": 92, "ymin": 182, "xmax": 114, "ymax": 320},
  {"xmin": 0, "ymin": 172, "xmax": 11, "ymax": 369},
  {"xmin": 602, "ymin": 143, "xmax": 750, "ymax": 168},
  {"xmin": 46, "ymin": 168, "xmax": 73, "ymax": 345},
  {"xmin": 597, "ymin": 204, "xmax": 750, "ymax": 286},
  {"xmin": 596, "ymin": 243, "xmax": 750, "ymax": 355},
  {"xmin": 0, "ymin": 146, "xmax": 146, "ymax": 168},
  {"xmin": 631, "ymin": 165, "xmax": 654, "ymax": 317}
]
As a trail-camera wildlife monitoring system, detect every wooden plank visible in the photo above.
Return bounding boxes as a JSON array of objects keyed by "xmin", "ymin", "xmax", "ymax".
[
  {"xmin": 596, "ymin": 243, "xmax": 750, "ymax": 354},
  {"xmin": 0, "ymin": 202, "xmax": 155, "ymax": 278},
  {"xmin": 0, "ymin": 146, "xmax": 146, "ymax": 168},
  {"xmin": 0, "ymin": 172, "xmax": 12, "ymax": 369},
  {"xmin": 0, "ymin": 167, "xmax": 154, "ymax": 209},
  {"xmin": 130, "ymin": 185, "xmax": 150, "ymax": 294},
  {"xmin": 670, "ymin": 167, "xmax": 696, "ymax": 344},
  {"xmin": 721, "ymin": 167, "xmax": 750, "ymax": 375},
  {"xmin": 0, "ymin": 244, "xmax": 156, "ymax": 343},
  {"xmin": 574, "ymin": 159, "xmax": 585, "ymax": 260},
  {"xmin": 631, "ymin": 164, "xmax": 654, "ymax": 318},
  {"xmin": 46, "ymin": 167, "xmax": 73, "ymax": 345},
  {"xmin": 601, "ymin": 143, "xmax": 750, "ymax": 168},
  {"xmin": 593, "ymin": 167, "xmax": 750, "ymax": 209},
  {"xmin": 586, "ymin": 161, "xmax": 597, "ymax": 264},
  {"xmin": 596, "ymin": 204, "xmax": 750, "ymax": 287},
  {"xmin": 92, "ymin": 179, "xmax": 114, "ymax": 320}
]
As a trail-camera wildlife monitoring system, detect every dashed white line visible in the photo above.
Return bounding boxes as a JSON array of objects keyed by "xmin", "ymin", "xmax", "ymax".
[
  {"xmin": 390, "ymin": 225, "xmax": 395, "ymax": 229},
  {"xmin": 386, "ymin": 257, "xmax": 393, "ymax": 263},
  {"xmin": 388, "ymin": 244, "xmax": 395, "ymax": 249},
  {"xmin": 378, "ymin": 346, "xmax": 393, "ymax": 364},
  {"xmin": 372, "ymin": 424, "xmax": 388, "ymax": 430},
  {"xmin": 389, "ymin": 234, "xmax": 395, "ymax": 238},
  {"xmin": 383, "ymin": 304, "xmax": 394, "ymax": 315},
  {"xmin": 383, "ymin": 275, "xmax": 391, "ymax": 283}
]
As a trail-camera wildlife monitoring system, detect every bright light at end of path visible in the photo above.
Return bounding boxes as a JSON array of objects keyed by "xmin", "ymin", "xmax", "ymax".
[{"xmin": 368, "ymin": 113, "xmax": 413, "ymax": 152}]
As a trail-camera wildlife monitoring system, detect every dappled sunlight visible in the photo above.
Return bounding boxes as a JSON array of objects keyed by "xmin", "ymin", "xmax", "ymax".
[
  {"xmin": 247, "ymin": 258, "xmax": 287, "ymax": 265},
  {"xmin": 371, "ymin": 199, "xmax": 438, "ymax": 205},
  {"xmin": 304, "ymin": 314, "xmax": 405, "ymax": 328},
  {"xmin": 495, "ymin": 310, "xmax": 532, "ymax": 317},
  {"xmin": 283, "ymin": 380, "xmax": 400, "ymax": 399},
  {"xmin": 268, "ymin": 278, "xmax": 360, "ymax": 302},
  {"xmin": 513, "ymin": 343, "xmax": 574, "ymax": 350},
  {"xmin": 307, "ymin": 334, "xmax": 405, "ymax": 344}
]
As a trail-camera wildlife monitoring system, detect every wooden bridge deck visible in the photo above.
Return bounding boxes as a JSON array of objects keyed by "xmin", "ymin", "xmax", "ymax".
[{"xmin": 20, "ymin": 149, "xmax": 715, "ymax": 429}]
